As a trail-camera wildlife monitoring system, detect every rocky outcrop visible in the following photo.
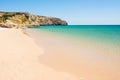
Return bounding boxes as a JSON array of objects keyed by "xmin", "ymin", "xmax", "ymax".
[{"xmin": 0, "ymin": 12, "xmax": 68, "ymax": 28}]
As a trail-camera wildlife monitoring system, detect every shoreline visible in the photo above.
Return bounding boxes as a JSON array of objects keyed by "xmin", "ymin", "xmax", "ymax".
[
  {"xmin": 26, "ymin": 28, "xmax": 120, "ymax": 80},
  {"xmin": 0, "ymin": 28, "xmax": 79, "ymax": 80},
  {"xmin": 1, "ymin": 27, "xmax": 120, "ymax": 80}
]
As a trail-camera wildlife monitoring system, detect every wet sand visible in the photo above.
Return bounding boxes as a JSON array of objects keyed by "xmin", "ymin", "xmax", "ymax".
[{"xmin": 27, "ymin": 29, "xmax": 120, "ymax": 80}]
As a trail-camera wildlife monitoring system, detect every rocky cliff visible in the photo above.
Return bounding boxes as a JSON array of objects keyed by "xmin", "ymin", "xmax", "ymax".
[{"xmin": 0, "ymin": 12, "xmax": 68, "ymax": 28}]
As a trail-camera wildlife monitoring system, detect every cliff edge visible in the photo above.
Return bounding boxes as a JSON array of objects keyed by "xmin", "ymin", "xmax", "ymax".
[{"xmin": 0, "ymin": 12, "xmax": 68, "ymax": 28}]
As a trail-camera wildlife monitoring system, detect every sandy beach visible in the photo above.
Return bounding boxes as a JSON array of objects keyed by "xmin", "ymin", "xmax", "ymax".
[
  {"xmin": 0, "ymin": 28, "xmax": 79, "ymax": 80},
  {"xmin": 1, "ymin": 0, "xmax": 120, "ymax": 79},
  {"xmin": 0, "ymin": 27, "xmax": 120, "ymax": 80}
]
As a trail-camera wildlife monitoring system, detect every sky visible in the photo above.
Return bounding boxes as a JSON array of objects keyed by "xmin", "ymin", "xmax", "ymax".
[{"xmin": 0, "ymin": 0, "xmax": 120, "ymax": 25}]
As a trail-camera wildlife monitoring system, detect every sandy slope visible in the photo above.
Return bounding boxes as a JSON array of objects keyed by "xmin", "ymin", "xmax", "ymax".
[{"xmin": 0, "ymin": 28, "xmax": 78, "ymax": 80}]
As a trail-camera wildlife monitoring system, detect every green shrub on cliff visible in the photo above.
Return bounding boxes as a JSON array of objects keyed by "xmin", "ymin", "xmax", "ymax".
[{"xmin": 0, "ymin": 13, "xmax": 14, "ymax": 22}]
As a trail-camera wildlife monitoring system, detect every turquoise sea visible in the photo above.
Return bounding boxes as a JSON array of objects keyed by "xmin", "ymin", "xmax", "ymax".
[
  {"xmin": 30, "ymin": 25, "xmax": 120, "ymax": 47},
  {"xmin": 27, "ymin": 25, "xmax": 120, "ymax": 58}
]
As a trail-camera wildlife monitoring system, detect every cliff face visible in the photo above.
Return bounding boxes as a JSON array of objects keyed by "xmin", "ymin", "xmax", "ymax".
[{"xmin": 0, "ymin": 12, "xmax": 68, "ymax": 28}]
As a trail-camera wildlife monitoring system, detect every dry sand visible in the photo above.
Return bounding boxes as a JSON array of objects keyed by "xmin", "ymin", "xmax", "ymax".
[{"xmin": 0, "ymin": 28, "xmax": 79, "ymax": 80}]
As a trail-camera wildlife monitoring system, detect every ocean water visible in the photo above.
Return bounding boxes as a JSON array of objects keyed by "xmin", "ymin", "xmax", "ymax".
[
  {"xmin": 27, "ymin": 25, "xmax": 120, "ymax": 56},
  {"xmin": 27, "ymin": 25, "xmax": 120, "ymax": 80},
  {"xmin": 30, "ymin": 25, "xmax": 120, "ymax": 48}
]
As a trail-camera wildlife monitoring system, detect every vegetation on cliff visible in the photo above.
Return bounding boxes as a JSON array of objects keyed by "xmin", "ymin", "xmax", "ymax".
[{"xmin": 0, "ymin": 12, "xmax": 68, "ymax": 28}]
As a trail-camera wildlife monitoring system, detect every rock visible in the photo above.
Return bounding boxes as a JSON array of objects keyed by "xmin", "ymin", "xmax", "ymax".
[{"xmin": 0, "ymin": 12, "xmax": 68, "ymax": 28}]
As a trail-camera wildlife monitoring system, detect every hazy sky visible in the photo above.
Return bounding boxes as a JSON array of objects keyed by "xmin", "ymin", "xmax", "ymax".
[{"xmin": 1, "ymin": 0, "xmax": 120, "ymax": 25}]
